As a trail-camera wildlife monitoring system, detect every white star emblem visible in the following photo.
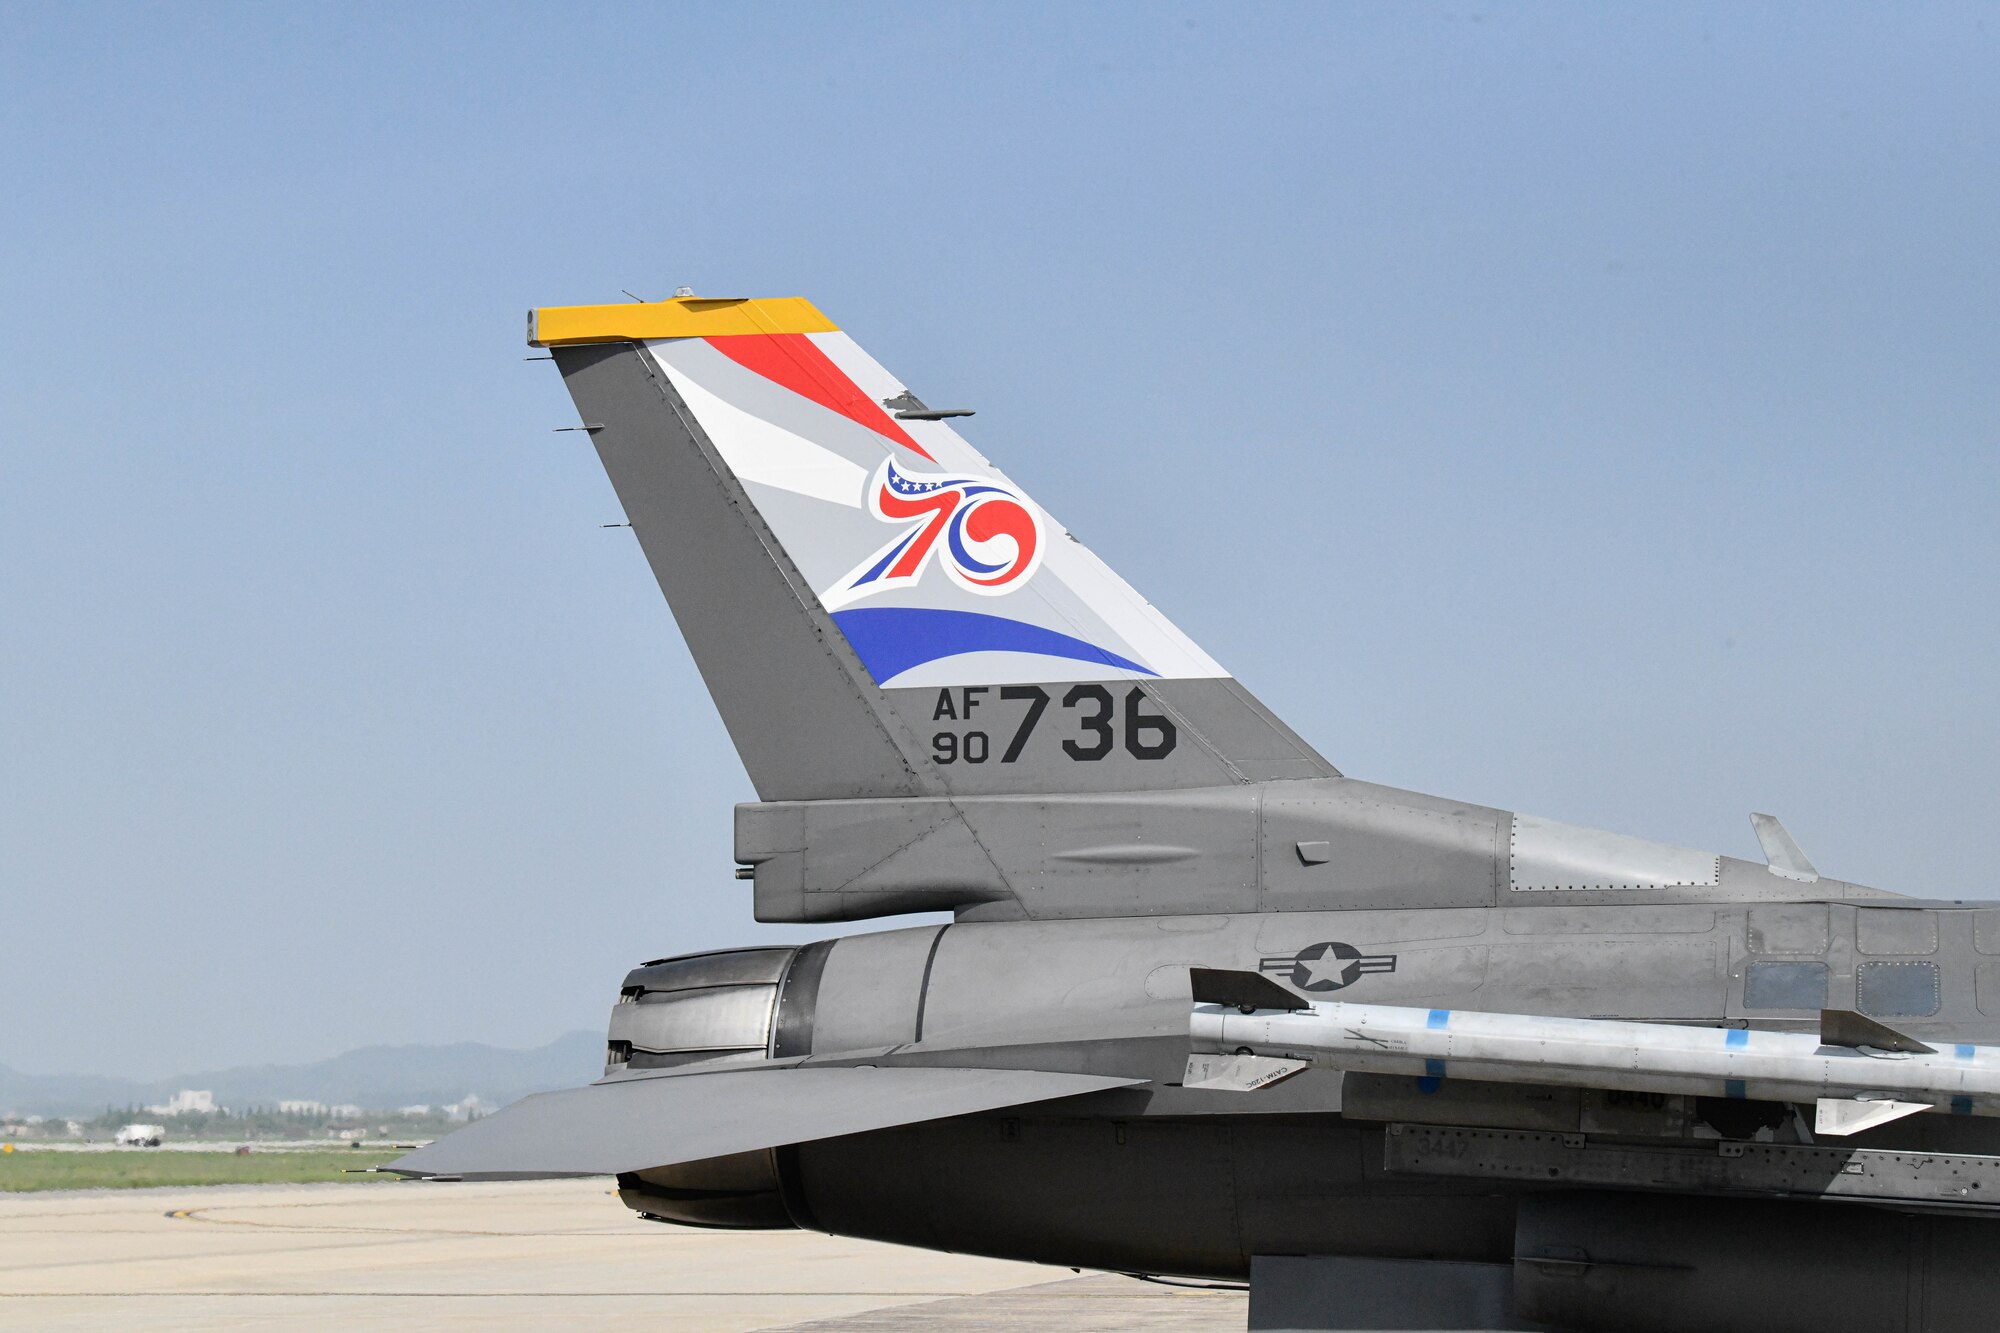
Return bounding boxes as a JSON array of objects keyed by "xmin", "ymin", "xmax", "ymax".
[{"xmin": 1296, "ymin": 946, "xmax": 1353, "ymax": 990}]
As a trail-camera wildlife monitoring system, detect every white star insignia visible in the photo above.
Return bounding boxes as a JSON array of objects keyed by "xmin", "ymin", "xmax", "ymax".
[{"xmin": 1297, "ymin": 949, "xmax": 1350, "ymax": 989}]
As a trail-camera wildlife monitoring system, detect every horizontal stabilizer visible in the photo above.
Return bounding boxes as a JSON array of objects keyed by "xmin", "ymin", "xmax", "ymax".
[
  {"xmin": 387, "ymin": 1065, "xmax": 1141, "ymax": 1181},
  {"xmin": 1190, "ymin": 966, "xmax": 1311, "ymax": 1013}
]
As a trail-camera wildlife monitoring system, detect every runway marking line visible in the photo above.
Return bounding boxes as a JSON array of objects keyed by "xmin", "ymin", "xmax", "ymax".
[
  {"xmin": 152, "ymin": 1194, "xmax": 855, "ymax": 1243},
  {"xmin": 159, "ymin": 1203, "xmax": 642, "ymax": 1238}
]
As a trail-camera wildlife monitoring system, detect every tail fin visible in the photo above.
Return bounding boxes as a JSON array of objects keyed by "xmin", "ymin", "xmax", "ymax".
[{"xmin": 534, "ymin": 295, "xmax": 1332, "ymax": 801}]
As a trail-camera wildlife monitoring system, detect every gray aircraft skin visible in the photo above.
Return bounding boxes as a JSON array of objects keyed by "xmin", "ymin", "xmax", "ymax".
[{"xmin": 396, "ymin": 296, "xmax": 1998, "ymax": 1332}]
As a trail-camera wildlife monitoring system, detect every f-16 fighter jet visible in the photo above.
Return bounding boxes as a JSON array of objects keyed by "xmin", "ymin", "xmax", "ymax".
[{"xmin": 394, "ymin": 294, "xmax": 1995, "ymax": 1333}]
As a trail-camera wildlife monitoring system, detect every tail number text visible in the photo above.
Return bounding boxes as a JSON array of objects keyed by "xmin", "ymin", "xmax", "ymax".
[{"xmin": 929, "ymin": 685, "xmax": 1177, "ymax": 765}]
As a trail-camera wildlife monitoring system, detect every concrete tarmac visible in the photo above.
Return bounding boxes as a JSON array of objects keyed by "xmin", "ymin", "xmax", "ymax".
[{"xmin": 0, "ymin": 1178, "xmax": 1248, "ymax": 1331}]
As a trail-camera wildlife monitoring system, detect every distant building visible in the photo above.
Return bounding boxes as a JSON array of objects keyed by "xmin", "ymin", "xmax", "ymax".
[
  {"xmin": 278, "ymin": 1099, "xmax": 361, "ymax": 1117},
  {"xmin": 398, "ymin": 1105, "xmax": 433, "ymax": 1116},
  {"xmin": 3, "ymin": 1117, "xmax": 83, "ymax": 1140},
  {"xmin": 146, "ymin": 1089, "xmax": 219, "ymax": 1116},
  {"xmin": 444, "ymin": 1094, "xmax": 490, "ymax": 1122}
]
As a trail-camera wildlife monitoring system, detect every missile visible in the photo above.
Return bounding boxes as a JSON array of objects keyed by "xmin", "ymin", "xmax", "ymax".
[{"xmin": 1183, "ymin": 968, "xmax": 1995, "ymax": 1136}]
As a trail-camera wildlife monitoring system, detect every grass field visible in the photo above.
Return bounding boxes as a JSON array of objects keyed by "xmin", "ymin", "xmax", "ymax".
[{"xmin": 0, "ymin": 1149, "xmax": 404, "ymax": 1191}]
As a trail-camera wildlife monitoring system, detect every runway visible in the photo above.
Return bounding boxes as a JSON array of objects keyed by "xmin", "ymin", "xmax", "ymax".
[{"xmin": 0, "ymin": 1178, "xmax": 1247, "ymax": 1330}]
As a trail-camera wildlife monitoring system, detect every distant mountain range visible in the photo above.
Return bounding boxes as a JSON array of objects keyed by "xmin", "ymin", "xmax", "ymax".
[{"xmin": 0, "ymin": 1031, "xmax": 602, "ymax": 1118}]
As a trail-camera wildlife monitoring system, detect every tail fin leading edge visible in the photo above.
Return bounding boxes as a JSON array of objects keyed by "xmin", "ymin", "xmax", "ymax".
[{"xmin": 538, "ymin": 295, "xmax": 1331, "ymax": 802}]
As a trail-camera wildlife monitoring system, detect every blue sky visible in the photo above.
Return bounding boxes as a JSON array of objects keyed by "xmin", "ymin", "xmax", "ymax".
[{"xmin": 3, "ymin": 4, "xmax": 1995, "ymax": 1077}]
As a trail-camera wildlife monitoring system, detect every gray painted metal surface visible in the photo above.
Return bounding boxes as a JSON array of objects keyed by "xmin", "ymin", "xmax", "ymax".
[
  {"xmin": 1384, "ymin": 1122, "xmax": 2000, "ymax": 1208},
  {"xmin": 557, "ymin": 338, "xmax": 1332, "ymax": 805},
  {"xmin": 419, "ymin": 296, "xmax": 2000, "ymax": 1328},
  {"xmin": 557, "ymin": 342, "xmax": 931, "ymax": 804},
  {"xmin": 736, "ymin": 778, "xmax": 1889, "ymax": 924},
  {"xmin": 1513, "ymin": 1193, "xmax": 2000, "ymax": 1332}
]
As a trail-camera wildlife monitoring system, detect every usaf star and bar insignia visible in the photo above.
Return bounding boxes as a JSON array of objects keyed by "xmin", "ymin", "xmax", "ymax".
[{"xmin": 1258, "ymin": 941, "xmax": 1398, "ymax": 994}]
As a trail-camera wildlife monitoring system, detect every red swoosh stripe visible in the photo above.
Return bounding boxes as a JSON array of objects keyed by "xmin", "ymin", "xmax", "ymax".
[{"xmin": 705, "ymin": 333, "xmax": 933, "ymax": 461}]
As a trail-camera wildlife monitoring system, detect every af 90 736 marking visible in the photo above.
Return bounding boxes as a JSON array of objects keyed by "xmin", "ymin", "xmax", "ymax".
[{"xmin": 928, "ymin": 685, "xmax": 1178, "ymax": 765}]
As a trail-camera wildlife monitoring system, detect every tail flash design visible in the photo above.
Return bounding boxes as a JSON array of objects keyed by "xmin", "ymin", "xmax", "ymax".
[
  {"xmin": 828, "ymin": 460, "xmax": 1045, "ymax": 608},
  {"xmin": 534, "ymin": 294, "xmax": 1331, "ymax": 801}
]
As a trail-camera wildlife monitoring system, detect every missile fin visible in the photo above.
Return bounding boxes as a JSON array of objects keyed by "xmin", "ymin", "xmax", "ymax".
[
  {"xmin": 1190, "ymin": 967, "xmax": 1311, "ymax": 1013},
  {"xmin": 1815, "ymin": 1097, "xmax": 1933, "ymax": 1136},
  {"xmin": 1821, "ymin": 1010, "xmax": 1936, "ymax": 1055},
  {"xmin": 1183, "ymin": 1053, "xmax": 1310, "ymax": 1092}
]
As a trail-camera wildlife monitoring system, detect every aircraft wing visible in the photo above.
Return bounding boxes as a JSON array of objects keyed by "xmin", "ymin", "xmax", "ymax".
[{"xmin": 387, "ymin": 1065, "xmax": 1141, "ymax": 1180}]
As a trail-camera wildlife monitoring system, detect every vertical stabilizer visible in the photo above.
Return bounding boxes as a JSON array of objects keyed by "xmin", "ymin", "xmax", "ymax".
[{"xmin": 537, "ymin": 295, "xmax": 1333, "ymax": 802}]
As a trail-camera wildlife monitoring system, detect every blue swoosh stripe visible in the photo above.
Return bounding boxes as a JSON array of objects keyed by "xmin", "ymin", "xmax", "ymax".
[{"xmin": 831, "ymin": 607, "xmax": 1155, "ymax": 683}]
